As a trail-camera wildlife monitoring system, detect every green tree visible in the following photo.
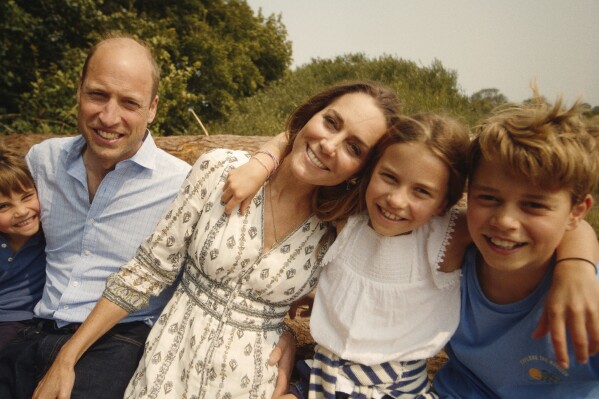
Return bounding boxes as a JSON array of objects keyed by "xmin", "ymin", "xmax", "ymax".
[
  {"xmin": 469, "ymin": 88, "xmax": 508, "ymax": 115},
  {"xmin": 0, "ymin": 0, "xmax": 291, "ymax": 135},
  {"xmin": 211, "ymin": 53, "xmax": 478, "ymax": 136}
]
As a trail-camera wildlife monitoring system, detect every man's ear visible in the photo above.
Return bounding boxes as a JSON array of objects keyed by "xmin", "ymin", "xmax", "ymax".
[
  {"xmin": 567, "ymin": 194, "xmax": 593, "ymax": 230},
  {"xmin": 76, "ymin": 81, "xmax": 82, "ymax": 105},
  {"xmin": 147, "ymin": 95, "xmax": 158, "ymax": 124}
]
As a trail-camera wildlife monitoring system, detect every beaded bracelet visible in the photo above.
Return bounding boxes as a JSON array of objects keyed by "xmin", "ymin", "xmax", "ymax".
[
  {"xmin": 554, "ymin": 257, "xmax": 598, "ymax": 274},
  {"xmin": 255, "ymin": 149, "xmax": 279, "ymax": 172},
  {"xmin": 251, "ymin": 156, "xmax": 273, "ymax": 179}
]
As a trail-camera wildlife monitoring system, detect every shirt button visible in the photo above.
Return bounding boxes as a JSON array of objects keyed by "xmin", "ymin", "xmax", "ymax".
[
  {"xmin": 88, "ymin": 218, "xmax": 95, "ymax": 225},
  {"xmin": 63, "ymin": 305, "xmax": 69, "ymax": 310},
  {"xmin": 72, "ymin": 281, "xmax": 80, "ymax": 287},
  {"xmin": 1, "ymin": 243, "xmax": 6, "ymax": 248},
  {"xmin": 7, "ymin": 257, "xmax": 13, "ymax": 262},
  {"xmin": 84, "ymin": 250, "xmax": 91, "ymax": 256}
]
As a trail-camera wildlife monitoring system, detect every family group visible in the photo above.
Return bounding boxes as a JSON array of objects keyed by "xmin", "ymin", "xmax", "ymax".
[{"xmin": 1, "ymin": 31, "xmax": 598, "ymax": 399}]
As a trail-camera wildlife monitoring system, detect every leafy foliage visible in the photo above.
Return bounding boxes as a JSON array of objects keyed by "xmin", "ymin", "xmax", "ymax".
[
  {"xmin": 211, "ymin": 53, "xmax": 481, "ymax": 136},
  {"xmin": 470, "ymin": 88, "xmax": 508, "ymax": 115},
  {"xmin": 0, "ymin": 0, "xmax": 291, "ymax": 135},
  {"xmin": 2, "ymin": 1, "xmax": 596, "ymax": 144}
]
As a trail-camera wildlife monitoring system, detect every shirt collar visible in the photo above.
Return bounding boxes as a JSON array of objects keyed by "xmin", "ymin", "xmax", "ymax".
[
  {"xmin": 65, "ymin": 129, "xmax": 159, "ymax": 171},
  {"xmin": 0, "ymin": 230, "xmax": 44, "ymax": 252},
  {"xmin": 122, "ymin": 129, "xmax": 158, "ymax": 171}
]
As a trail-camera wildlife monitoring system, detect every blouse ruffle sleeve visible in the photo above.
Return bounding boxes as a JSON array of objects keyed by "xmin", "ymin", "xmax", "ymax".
[
  {"xmin": 422, "ymin": 206, "xmax": 461, "ymax": 290},
  {"xmin": 104, "ymin": 149, "xmax": 249, "ymax": 313}
]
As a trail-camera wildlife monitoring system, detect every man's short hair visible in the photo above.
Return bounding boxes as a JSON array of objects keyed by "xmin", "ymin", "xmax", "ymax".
[{"xmin": 80, "ymin": 31, "xmax": 160, "ymax": 100}]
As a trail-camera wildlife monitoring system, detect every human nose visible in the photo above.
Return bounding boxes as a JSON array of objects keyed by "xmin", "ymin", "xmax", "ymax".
[
  {"xmin": 13, "ymin": 202, "xmax": 27, "ymax": 217},
  {"xmin": 98, "ymin": 99, "xmax": 120, "ymax": 126},
  {"xmin": 489, "ymin": 205, "xmax": 519, "ymax": 231},
  {"xmin": 387, "ymin": 187, "xmax": 408, "ymax": 209},
  {"xmin": 319, "ymin": 134, "xmax": 343, "ymax": 156}
]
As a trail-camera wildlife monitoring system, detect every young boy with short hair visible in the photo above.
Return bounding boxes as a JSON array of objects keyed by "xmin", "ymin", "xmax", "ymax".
[
  {"xmin": 0, "ymin": 146, "xmax": 45, "ymax": 350},
  {"xmin": 434, "ymin": 97, "xmax": 599, "ymax": 398}
]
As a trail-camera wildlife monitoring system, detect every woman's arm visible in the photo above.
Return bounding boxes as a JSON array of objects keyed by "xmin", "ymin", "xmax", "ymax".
[
  {"xmin": 222, "ymin": 132, "xmax": 288, "ymax": 215},
  {"xmin": 32, "ymin": 298, "xmax": 128, "ymax": 399},
  {"xmin": 534, "ymin": 220, "xmax": 599, "ymax": 369}
]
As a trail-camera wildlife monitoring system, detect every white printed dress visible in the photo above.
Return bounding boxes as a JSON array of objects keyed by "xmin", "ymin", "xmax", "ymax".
[{"xmin": 104, "ymin": 149, "xmax": 328, "ymax": 399}]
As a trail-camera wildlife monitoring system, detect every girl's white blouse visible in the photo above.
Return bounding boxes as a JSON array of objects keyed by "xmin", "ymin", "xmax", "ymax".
[{"xmin": 310, "ymin": 210, "xmax": 462, "ymax": 366}]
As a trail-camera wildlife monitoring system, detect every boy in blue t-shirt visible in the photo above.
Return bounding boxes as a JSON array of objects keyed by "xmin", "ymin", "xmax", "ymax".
[
  {"xmin": 434, "ymin": 95, "xmax": 599, "ymax": 398},
  {"xmin": 0, "ymin": 146, "xmax": 45, "ymax": 350}
]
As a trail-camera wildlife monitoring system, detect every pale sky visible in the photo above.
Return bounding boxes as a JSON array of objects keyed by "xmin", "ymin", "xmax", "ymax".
[{"xmin": 247, "ymin": 0, "xmax": 599, "ymax": 106}]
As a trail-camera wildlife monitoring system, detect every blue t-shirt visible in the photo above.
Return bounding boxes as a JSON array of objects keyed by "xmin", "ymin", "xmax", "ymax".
[
  {"xmin": 434, "ymin": 246, "xmax": 599, "ymax": 398},
  {"xmin": 0, "ymin": 231, "xmax": 46, "ymax": 322}
]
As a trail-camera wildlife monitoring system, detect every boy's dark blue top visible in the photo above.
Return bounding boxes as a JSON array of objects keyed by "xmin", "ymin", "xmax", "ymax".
[{"xmin": 0, "ymin": 231, "xmax": 46, "ymax": 322}]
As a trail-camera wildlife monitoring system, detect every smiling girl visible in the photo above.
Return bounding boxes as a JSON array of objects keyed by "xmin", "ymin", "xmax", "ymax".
[{"xmin": 282, "ymin": 113, "xmax": 470, "ymax": 398}]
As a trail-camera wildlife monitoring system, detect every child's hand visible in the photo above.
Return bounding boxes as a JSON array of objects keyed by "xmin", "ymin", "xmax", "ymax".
[
  {"xmin": 533, "ymin": 260, "xmax": 599, "ymax": 369},
  {"xmin": 221, "ymin": 157, "xmax": 269, "ymax": 215}
]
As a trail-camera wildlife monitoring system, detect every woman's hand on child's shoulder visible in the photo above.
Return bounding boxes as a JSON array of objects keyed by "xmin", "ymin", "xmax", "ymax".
[
  {"xmin": 534, "ymin": 260, "xmax": 599, "ymax": 369},
  {"xmin": 534, "ymin": 220, "xmax": 599, "ymax": 368},
  {"xmin": 221, "ymin": 158, "xmax": 268, "ymax": 215}
]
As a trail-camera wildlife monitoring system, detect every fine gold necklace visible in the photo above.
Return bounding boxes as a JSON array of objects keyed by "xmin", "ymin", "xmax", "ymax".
[{"xmin": 268, "ymin": 183, "xmax": 279, "ymax": 245}]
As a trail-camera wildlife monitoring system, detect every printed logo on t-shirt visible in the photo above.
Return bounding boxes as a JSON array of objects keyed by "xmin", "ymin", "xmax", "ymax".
[{"xmin": 520, "ymin": 355, "xmax": 568, "ymax": 384}]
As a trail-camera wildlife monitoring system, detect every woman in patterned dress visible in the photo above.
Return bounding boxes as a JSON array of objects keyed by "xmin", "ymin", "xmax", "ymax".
[{"xmin": 34, "ymin": 82, "xmax": 400, "ymax": 399}]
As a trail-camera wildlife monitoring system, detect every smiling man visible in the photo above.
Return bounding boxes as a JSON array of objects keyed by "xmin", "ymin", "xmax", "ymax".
[{"xmin": 0, "ymin": 32, "xmax": 191, "ymax": 399}]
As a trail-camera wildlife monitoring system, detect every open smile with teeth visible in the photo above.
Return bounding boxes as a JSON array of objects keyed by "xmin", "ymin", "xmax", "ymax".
[
  {"xmin": 380, "ymin": 206, "xmax": 405, "ymax": 221},
  {"xmin": 14, "ymin": 216, "xmax": 36, "ymax": 228},
  {"xmin": 306, "ymin": 147, "xmax": 328, "ymax": 170},
  {"xmin": 486, "ymin": 235, "xmax": 525, "ymax": 250},
  {"xmin": 96, "ymin": 129, "xmax": 121, "ymax": 140}
]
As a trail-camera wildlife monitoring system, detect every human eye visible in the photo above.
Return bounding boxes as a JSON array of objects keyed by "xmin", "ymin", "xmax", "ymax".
[
  {"xmin": 525, "ymin": 201, "xmax": 546, "ymax": 209},
  {"xmin": 87, "ymin": 90, "xmax": 106, "ymax": 100},
  {"xmin": 323, "ymin": 114, "xmax": 337, "ymax": 129},
  {"xmin": 0, "ymin": 203, "xmax": 9, "ymax": 212},
  {"xmin": 22, "ymin": 191, "xmax": 37, "ymax": 202},
  {"xmin": 123, "ymin": 98, "xmax": 142, "ymax": 110},
  {"xmin": 522, "ymin": 201, "xmax": 550, "ymax": 214},
  {"xmin": 476, "ymin": 194, "xmax": 499, "ymax": 204},
  {"xmin": 347, "ymin": 142, "xmax": 361, "ymax": 157},
  {"xmin": 415, "ymin": 187, "xmax": 432, "ymax": 197},
  {"xmin": 381, "ymin": 172, "xmax": 397, "ymax": 183}
]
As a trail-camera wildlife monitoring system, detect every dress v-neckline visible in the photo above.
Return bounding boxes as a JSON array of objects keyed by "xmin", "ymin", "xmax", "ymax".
[{"xmin": 258, "ymin": 185, "xmax": 316, "ymax": 255}]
